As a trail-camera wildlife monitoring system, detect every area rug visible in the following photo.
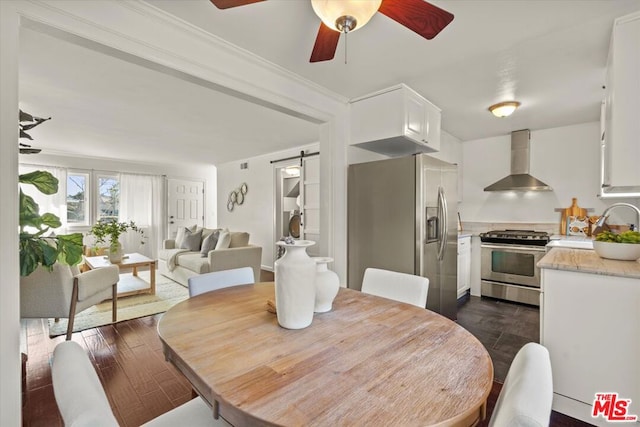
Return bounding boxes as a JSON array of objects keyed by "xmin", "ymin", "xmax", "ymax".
[{"xmin": 48, "ymin": 271, "xmax": 188, "ymax": 338}]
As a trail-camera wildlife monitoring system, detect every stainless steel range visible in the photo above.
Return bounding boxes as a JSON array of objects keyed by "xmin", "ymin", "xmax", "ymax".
[{"xmin": 480, "ymin": 230, "xmax": 549, "ymax": 306}]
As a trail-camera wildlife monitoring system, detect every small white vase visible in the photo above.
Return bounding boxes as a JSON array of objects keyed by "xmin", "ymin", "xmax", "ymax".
[
  {"xmin": 274, "ymin": 240, "xmax": 316, "ymax": 329},
  {"xmin": 108, "ymin": 241, "xmax": 123, "ymax": 263},
  {"xmin": 313, "ymin": 257, "xmax": 340, "ymax": 313}
]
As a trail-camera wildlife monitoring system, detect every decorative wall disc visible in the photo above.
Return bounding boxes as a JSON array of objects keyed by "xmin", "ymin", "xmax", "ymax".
[{"xmin": 228, "ymin": 183, "xmax": 248, "ymax": 212}]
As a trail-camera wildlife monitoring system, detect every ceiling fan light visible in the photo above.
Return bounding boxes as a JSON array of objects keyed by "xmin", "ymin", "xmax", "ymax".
[
  {"xmin": 488, "ymin": 101, "xmax": 521, "ymax": 118},
  {"xmin": 311, "ymin": 0, "xmax": 382, "ymax": 33}
]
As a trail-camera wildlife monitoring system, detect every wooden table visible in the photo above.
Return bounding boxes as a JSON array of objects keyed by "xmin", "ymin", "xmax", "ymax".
[
  {"xmin": 84, "ymin": 252, "xmax": 156, "ymax": 297},
  {"xmin": 158, "ymin": 283, "xmax": 493, "ymax": 427}
]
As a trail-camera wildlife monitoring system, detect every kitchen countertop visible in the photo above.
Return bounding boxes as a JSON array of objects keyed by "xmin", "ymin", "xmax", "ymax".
[
  {"xmin": 458, "ymin": 233, "xmax": 472, "ymax": 239},
  {"xmin": 538, "ymin": 247, "xmax": 640, "ymax": 279}
]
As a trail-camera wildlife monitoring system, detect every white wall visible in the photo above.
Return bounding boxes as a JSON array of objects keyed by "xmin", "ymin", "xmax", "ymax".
[
  {"xmin": 0, "ymin": 2, "xmax": 20, "ymax": 425},
  {"xmin": 428, "ymin": 130, "xmax": 463, "ymax": 166},
  {"xmin": 217, "ymin": 143, "xmax": 320, "ymax": 270},
  {"xmin": 460, "ymin": 122, "xmax": 640, "ymax": 226},
  {"xmin": 24, "ymin": 153, "xmax": 218, "ymax": 228}
]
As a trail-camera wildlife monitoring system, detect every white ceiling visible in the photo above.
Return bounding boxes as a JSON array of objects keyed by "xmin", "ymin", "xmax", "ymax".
[
  {"xmin": 19, "ymin": 25, "xmax": 320, "ymax": 166},
  {"xmin": 19, "ymin": 0, "xmax": 640, "ymax": 166}
]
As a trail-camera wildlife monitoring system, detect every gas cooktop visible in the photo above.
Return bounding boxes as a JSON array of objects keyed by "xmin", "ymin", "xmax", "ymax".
[{"xmin": 480, "ymin": 229, "xmax": 550, "ymax": 246}]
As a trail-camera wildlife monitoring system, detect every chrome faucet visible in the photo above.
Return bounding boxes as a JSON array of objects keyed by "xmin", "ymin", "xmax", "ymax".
[{"xmin": 593, "ymin": 203, "xmax": 640, "ymax": 235}]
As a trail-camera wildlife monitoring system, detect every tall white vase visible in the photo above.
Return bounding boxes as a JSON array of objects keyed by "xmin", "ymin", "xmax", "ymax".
[
  {"xmin": 313, "ymin": 257, "xmax": 340, "ymax": 313},
  {"xmin": 274, "ymin": 240, "xmax": 316, "ymax": 329},
  {"xmin": 108, "ymin": 241, "xmax": 123, "ymax": 263}
]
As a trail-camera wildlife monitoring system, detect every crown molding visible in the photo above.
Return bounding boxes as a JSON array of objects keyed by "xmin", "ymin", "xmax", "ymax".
[{"xmin": 122, "ymin": 0, "xmax": 349, "ymax": 105}]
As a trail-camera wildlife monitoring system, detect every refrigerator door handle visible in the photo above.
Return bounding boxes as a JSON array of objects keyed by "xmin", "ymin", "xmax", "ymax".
[{"xmin": 437, "ymin": 186, "xmax": 448, "ymax": 261}]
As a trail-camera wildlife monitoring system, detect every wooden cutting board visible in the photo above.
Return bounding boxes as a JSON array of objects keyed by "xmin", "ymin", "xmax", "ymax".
[{"xmin": 560, "ymin": 198, "xmax": 588, "ymax": 235}]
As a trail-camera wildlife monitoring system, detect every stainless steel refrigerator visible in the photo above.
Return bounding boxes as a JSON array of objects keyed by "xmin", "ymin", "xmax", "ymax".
[{"xmin": 347, "ymin": 154, "xmax": 458, "ymax": 319}]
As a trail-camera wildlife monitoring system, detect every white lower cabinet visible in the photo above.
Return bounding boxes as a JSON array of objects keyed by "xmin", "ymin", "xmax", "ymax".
[
  {"xmin": 457, "ymin": 235, "xmax": 471, "ymax": 298},
  {"xmin": 540, "ymin": 268, "xmax": 640, "ymax": 426}
]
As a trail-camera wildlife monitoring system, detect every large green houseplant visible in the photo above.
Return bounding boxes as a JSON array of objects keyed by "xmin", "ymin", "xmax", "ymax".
[
  {"xmin": 19, "ymin": 171, "xmax": 84, "ymax": 276},
  {"xmin": 19, "ymin": 111, "xmax": 83, "ymax": 276}
]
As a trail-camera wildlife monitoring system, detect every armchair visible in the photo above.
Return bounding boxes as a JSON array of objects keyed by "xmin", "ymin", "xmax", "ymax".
[{"xmin": 20, "ymin": 263, "xmax": 120, "ymax": 340}]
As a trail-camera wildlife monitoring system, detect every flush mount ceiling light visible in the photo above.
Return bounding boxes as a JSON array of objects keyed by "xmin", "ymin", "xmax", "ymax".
[
  {"xmin": 488, "ymin": 101, "xmax": 521, "ymax": 118},
  {"xmin": 311, "ymin": 0, "xmax": 382, "ymax": 34}
]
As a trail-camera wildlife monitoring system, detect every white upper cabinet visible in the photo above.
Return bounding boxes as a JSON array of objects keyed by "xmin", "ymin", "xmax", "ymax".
[
  {"xmin": 601, "ymin": 12, "xmax": 640, "ymax": 197},
  {"xmin": 350, "ymin": 84, "xmax": 441, "ymax": 157}
]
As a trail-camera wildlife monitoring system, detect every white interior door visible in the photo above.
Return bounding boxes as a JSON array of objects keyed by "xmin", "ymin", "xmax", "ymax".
[
  {"xmin": 301, "ymin": 156, "xmax": 320, "ymax": 256},
  {"xmin": 167, "ymin": 178, "xmax": 204, "ymax": 238}
]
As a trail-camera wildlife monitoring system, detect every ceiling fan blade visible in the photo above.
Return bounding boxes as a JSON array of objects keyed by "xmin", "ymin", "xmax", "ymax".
[
  {"xmin": 209, "ymin": 0, "xmax": 265, "ymax": 9},
  {"xmin": 310, "ymin": 23, "xmax": 340, "ymax": 63},
  {"xmin": 378, "ymin": 0, "xmax": 454, "ymax": 40}
]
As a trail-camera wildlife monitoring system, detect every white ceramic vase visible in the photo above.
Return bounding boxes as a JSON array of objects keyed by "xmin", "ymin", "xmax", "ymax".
[
  {"xmin": 108, "ymin": 241, "xmax": 123, "ymax": 263},
  {"xmin": 274, "ymin": 240, "xmax": 316, "ymax": 329},
  {"xmin": 313, "ymin": 257, "xmax": 339, "ymax": 313}
]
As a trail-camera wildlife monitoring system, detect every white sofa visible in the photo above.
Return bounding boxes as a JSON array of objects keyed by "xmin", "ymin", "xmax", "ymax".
[{"xmin": 158, "ymin": 229, "xmax": 262, "ymax": 287}]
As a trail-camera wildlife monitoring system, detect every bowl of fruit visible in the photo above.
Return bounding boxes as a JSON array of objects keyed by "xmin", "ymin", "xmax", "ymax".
[{"xmin": 593, "ymin": 230, "xmax": 640, "ymax": 261}]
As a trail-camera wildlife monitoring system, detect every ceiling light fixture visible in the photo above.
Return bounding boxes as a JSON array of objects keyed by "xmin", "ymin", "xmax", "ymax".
[
  {"xmin": 311, "ymin": 0, "xmax": 382, "ymax": 33},
  {"xmin": 488, "ymin": 101, "xmax": 521, "ymax": 118}
]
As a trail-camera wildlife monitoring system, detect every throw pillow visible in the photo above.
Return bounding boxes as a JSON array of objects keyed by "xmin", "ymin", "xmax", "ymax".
[
  {"xmin": 175, "ymin": 225, "xmax": 197, "ymax": 248},
  {"xmin": 200, "ymin": 230, "xmax": 220, "ymax": 257},
  {"xmin": 215, "ymin": 229, "xmax": 231, "ymax": 250},
  {"xmin": 180, "ymin": 228, "xmax": 203, "ymax": 251}
]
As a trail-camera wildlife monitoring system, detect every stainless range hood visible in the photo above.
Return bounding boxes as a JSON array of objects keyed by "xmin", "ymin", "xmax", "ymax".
[{"xmin": 484, "ymin": 129, "xmax": 552, "ymax": 192}]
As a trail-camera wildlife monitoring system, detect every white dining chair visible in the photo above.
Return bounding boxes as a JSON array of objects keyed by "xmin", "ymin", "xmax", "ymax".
[
  {"xmin": 489, "ymin": 342, "xmax": 553, "ymax": 427},
  {"xmin": 361, "ymin": 268, "xmax": 429, "ymax": 308},
  {"xmin": 51, "ymin": 340, "xmax": 230, "ymax": 427},
  {"xmin": 188, "ymin": 267, "xmax": 255, "ymax": 297}
]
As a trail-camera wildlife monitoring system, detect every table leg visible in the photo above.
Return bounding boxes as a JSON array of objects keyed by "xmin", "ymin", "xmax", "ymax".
[
  {"xmin": 133, "ymin": 266, "xmax": 138, "ymax": 276},
  {"xmin": 150, "ymin": 261, "xmax": 156, "ymax": 295}
]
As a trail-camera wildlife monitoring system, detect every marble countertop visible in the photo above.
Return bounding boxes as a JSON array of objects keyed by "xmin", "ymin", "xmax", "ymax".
[
  {"xmin": 538, "ymin": 248, "xmax": 640, "ymax": 279},
  {"xmin": 458, "ymin": 233, "xmax": 472, "ymax": 239}
]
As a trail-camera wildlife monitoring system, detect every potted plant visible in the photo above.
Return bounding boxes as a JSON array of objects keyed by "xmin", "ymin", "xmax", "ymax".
[{"xmin": 88, "ymin": 219, "xmax": 144, "ymax": 263}]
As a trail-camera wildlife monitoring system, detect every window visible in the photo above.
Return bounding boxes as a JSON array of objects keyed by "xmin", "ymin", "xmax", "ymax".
[
  {"xmin": 97, "ymin": 174, "xmax": 119, "ymax": 221},
  {"xmin": 66, "ymin": 171, "xmax": 120, "ymax": 227},
  {"xmin": 67, "ymin": 172, "xmax": 89, "ymax": 225}
]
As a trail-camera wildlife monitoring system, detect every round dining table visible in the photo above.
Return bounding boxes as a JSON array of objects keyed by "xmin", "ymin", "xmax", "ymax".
[{"xmin": 157, "ymin": 282, "xmax": 493, "ymax": 427}]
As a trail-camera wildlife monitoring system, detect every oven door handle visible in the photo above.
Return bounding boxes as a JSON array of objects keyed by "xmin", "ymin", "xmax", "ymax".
[{"xmin": 480, "ymin": 243, "xmax": 547, "ymax": 252}]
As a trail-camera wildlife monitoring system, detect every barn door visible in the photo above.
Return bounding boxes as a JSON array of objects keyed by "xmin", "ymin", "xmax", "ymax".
[
  {"xmin": 167, "ymin": 178, "xmax": 204, "ymax": 238},
  {"xmin": 301, "ymin": 156, "xmax": 320, "ymax": 256}
]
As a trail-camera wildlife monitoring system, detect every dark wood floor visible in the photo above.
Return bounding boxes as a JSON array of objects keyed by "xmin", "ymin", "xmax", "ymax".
[
  {"xmin": 22, "ymin": 274, "xmax": 591, "ymax": 426},
  {"xmin": 458, "ymin": 294, "xmax": 593, "ymax": 427}
]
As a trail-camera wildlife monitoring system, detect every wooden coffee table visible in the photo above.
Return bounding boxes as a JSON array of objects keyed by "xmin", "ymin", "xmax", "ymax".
[{"xmin": 84, "ymin": 252, "xmax": 156, "ymax": 297}]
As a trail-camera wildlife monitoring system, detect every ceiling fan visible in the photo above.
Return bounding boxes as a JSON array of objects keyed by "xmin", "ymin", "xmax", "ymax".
[{"xmin": 209, "ymin": 0, "xmax": 454, "ymax": 62}]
